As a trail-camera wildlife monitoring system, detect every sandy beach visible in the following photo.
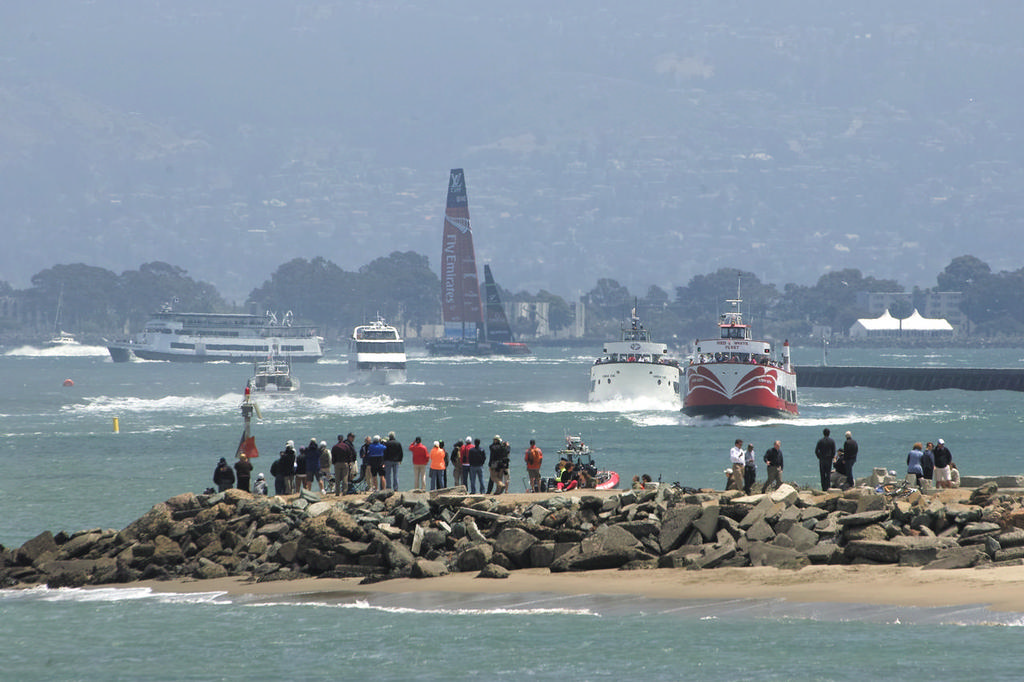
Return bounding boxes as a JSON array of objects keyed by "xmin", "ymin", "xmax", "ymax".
[{"xmin": 133, "ymin": 562, "xmax": 1024, "ymax": 614}]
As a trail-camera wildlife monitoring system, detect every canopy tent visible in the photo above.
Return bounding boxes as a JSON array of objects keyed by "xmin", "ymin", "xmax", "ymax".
[{"xmin": 849, "ymin": 309, "xmax": 954, "ymax": 338}]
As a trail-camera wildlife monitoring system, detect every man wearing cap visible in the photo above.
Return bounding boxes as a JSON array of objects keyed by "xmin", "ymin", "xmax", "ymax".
[
  {"xmin": 213, "ymin": 457, "xmax": 235, "ymax": 492},
  {"xmin": 487, "ymin": 435, "xmax": 511, "ymax": 495},
  {"xmin": 932, "ymin": 438, "xmax": 953, "ymax": 488}
]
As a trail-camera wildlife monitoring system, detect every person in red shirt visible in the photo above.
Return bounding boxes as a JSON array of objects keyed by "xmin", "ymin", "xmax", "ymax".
[{"xmin": 409, "ymin": 436, "xmax": 430, "ymax": 491}]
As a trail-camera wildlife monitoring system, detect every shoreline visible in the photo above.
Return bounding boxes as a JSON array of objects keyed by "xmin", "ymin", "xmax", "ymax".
[{"xmin": 130, "ymin": 563, "xmax": 1024, "ymax": 614}]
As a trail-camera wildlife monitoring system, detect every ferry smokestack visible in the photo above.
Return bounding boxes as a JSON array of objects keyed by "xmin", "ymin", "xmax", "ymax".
[{"xmin": 783, "ymin": 339, "xmax": 791, "ymax": 371}]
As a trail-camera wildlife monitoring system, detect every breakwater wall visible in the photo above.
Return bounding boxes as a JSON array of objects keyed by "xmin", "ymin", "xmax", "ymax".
[
  {"xmin": 796, "ymin": 366, "xmax": 1024, "ymax": 392},
  {"xmin": 4, "ymin": 482, "xmax": 1024, "ymax": 589}
]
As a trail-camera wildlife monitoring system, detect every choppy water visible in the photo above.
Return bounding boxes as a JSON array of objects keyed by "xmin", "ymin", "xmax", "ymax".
[{"xmin": 2, "ymin": 343, "xmax": 1024, "ymax": 680}]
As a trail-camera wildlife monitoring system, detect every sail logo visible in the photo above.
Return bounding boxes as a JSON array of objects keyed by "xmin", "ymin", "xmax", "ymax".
[
  {"xmin": 449, "ymin": 170, "xmax": 464, "ymax": 194},
  {"xmin": 443, "ymin": 234, "xmax": 458, "ymax": 304},
  {"xmin": 445, "ymin": 215, "xmax": 471, "ymax": 234}
]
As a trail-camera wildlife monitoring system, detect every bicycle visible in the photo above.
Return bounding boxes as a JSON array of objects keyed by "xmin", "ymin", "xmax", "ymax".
[{"xmin": 876, "ymin": 479, "xmax": 918, "ymax": 498}]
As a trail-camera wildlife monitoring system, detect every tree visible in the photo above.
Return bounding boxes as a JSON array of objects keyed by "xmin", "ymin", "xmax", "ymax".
[
  {"xmin": 937, "ymin": 255, "xmax": 991, "ymax": 292},
  {"xmin": 357, "ymin": 251, "xmax": 440, "ymax": 333},
  {"xmin": 247, "ymin": 257, "xmax": 352, "ymax": 331},
  {"xmin": 117, "ymin": 262, "xmax": 226, "ymax": 331},
  {"xmin": 30, "ymin": 264, "xmax": 120, "ymax": 332}
]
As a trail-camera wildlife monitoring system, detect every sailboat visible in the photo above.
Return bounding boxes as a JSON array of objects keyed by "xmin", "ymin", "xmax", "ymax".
[
  {"xmin": 46, "ymin": 285, "xmax": 79, "ymax": 348},
  {"xmin": 427, "ymin": 168, "xmax": 487, "ymax": 356},
  {"xmin": 483, "ymin": 264, "xmax": 530, "ymax": 355}
]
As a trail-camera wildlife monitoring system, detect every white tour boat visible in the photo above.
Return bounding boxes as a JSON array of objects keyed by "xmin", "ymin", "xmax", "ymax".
[
  {"xmin": 588, "ymin": 309, "xmax": 682, "ymax": 403},
  {"xmin": 350, "ymin": 316, "xmax": 407, "ymax": 384}
]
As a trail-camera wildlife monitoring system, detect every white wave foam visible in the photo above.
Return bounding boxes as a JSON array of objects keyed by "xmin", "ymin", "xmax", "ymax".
[
  {"xmin": 248, "ymin": 597, "xmax": 598, "ymax": 617},
  {"xmin": 5, "ymin": 344, "xmax": 109, "ymax": 357},
  {"xmin": 64, "ymin": 393, "xmax": 241, "ymax": 416},
  {"xmin": 0, "ymin": 585, "xmax": 227, "ymax": 605}
]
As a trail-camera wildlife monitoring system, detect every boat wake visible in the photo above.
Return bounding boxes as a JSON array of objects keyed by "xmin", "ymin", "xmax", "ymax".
[
  {"xmin": 512, "ymin": 396, "xmax": 682, "ymax": 414},
  {"xmin": 5, "ymin": 344, "xmax": 109, "ymax": 358}
]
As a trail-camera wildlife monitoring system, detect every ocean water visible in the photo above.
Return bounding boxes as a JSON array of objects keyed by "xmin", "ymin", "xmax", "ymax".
[{"xmin": 3, "ymin": 343, "xmax": 1024, "ymax": 681}]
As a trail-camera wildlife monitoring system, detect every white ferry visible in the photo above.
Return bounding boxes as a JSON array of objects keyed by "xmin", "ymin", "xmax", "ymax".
[
  {"xmin": 350, "ymin": 316, "xmax": 407, "ymax": 384},
  {"xmin": 106, "ymin": 309, "xmax": 323, "ymax": 363},
  {"xmin": 588, "ymin": 309, "xmax": 682, "ymax": 403}
]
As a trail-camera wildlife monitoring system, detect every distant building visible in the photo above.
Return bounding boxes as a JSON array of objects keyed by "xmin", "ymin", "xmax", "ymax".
[{"xmin": 849, "ymin": 309, "xmax": 954, "ymax": 339}]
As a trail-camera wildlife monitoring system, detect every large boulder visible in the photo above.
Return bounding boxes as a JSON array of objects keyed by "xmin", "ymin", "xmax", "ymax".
[
  {"xmin": 844, "ymin": 540, "xmax": 901, "ymax": 563},
  {"xmin": 121, "ymin": 504, "xmax": 175, "ymax": 543},
  {"xmin": 455, "ymin": 543, "xmax": 494, "ymax": 572},
  {"xmin": 15, "ymin": 531, "xmax": 58, "ymax": 566},
  {"xmin": 410, "ymin": 558, "xmax": 449, "ymax": 579},
  {"xmin": 550, "ymin": 524, "xmax": 641, "ymax": 572},
  {"xmin": 493, "ymin": 528, "xmax": 538, "ymax": 568},
  {"xmin": 658, "ymin": 505, "xmax": 703, "ymax": 553}
]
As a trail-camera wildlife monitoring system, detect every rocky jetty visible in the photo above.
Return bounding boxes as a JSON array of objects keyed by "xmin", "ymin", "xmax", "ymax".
[{"xmin": 4, "ymin": 481, "xmax": 1024, "ymax": 589}]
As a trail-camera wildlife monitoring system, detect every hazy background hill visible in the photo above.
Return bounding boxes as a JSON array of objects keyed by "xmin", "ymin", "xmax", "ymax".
[{"xmin": 2, "ymin": 1, "xmax": 1023, "ymax": 302}]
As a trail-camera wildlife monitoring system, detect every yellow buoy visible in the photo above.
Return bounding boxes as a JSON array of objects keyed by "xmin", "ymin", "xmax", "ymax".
[{"xmin": 113, "ymin": 417, "xmax": 120, "ymax": 433}]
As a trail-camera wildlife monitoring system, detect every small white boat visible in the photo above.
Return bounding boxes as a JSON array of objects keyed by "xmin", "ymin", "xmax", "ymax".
[
  {"xmin": 350, "ymin": 316, "xmax": 407, "ymax": 384},
  {"xmin": 45, "ymin": 285, "xmax": 80, "ymax": 348},
  {"xmin": 248, "ymin": 355, "xmax": 299, "ymax": 394}
]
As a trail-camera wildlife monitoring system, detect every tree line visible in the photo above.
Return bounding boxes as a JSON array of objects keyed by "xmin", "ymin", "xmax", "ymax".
[{"xmin": 1, "ymin": 253, "xmax": 1018, "ymax": 342}]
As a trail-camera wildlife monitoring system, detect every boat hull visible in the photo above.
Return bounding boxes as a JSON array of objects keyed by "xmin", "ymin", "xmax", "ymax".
[
  {"xmin": 682, "ymin": 363, "xmax": 798, "ymax": 419},
  {"xmin": 589, "ymin": 362, "xmax": 682, "ymax": 403},
  {"xmin": 107, "ymin": 344, "xmax": 322, "ymax": 363}
]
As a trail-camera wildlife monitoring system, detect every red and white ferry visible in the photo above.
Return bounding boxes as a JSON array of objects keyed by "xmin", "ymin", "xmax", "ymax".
[{"xmin": 682, "ymin": 286, "xmax": 798, "ymax": 419}]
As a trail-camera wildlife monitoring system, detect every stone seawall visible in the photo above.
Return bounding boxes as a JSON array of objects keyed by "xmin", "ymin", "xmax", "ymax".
[
  {"xmin": 797, "ymin": 365, "xmax": 1024, "ymax": 392},
  {"xmin": 4, "ymin": 482, "xmax": 1024, "ymax": 589}
]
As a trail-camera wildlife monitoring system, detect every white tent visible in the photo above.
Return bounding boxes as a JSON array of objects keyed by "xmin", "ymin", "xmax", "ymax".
[{"xmin": 849, "ymin": 309, "xmax": 954, "ymax": 338}]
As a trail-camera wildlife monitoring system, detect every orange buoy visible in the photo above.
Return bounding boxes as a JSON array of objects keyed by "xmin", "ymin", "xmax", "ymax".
[{"xmin": 62, "ymin": 378, "xmax": 74, "ymax": 387}]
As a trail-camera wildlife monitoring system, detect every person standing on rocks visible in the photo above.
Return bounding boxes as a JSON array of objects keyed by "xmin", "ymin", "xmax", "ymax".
[
  {"xmin": 933, "ymin": 438, "xmax": 953, "ymax": 488},
  {"xmin": 274, "ymin": 441, "xmax": 296, "ymax": 495},
  {"xmin": 460, "ymin": 437, "xmax": 473, "ymax": 489},
  {"xmin": 762, "ymin": 440, "xmax": 784, "ymax": 492},
  {"xmin": 234, "ymin": 453, "xmax": 253, "ymax": 492},
  {"xmin": 383, "ymin": 431, "xmax": 403, "ymax": 490},
  {"xmin": 213, "ymin": 457, "xmax": 235, "ymax": 492},
  {"xmin": 367, "ymin": 435, "xmax": 387, "ymax": 492},
  {"xmin": 449, "ymin": 440, "xmax": 462, "ymax": 487},
  {"xmin": 409, "ymin": 436, "xmax": 429, "ymax": 491},
  {"xmin": 487, "ymin": 435, "xmax": 510, "ymax": 495},
  {"xmin": 468, "ymin": 438, "xmax": 487, "ymax": 494},
  {"xmin": 331, "ymin": 434, "xmax": 355, "ymax": 495},
  {"xmin": 840, "ymin": 431, "xmax": 859, "ymax": 489},
  {"xmin": 743, "ymin": 443, "xmax": 757, "ymax": 495},
  {"xmin": 921, "ymin": 442, "xmax": 935, "ymax": 485},
  {"xmin": 814, "ymin": 428, "xmax": 836, "ymax": 491},
  {"xmin": 525, "ymin": 439, "xmax": 543, "ymax": 492},
  {"xmin": 907, "ymin": 442, "xmax": 925, "ymax": 486},
  {"xmin": 728, "ymin": 438, "xmax": 745, "ymax": 491},
  {"xmin": 429, "ymin": 440, "xmax": 447, "ymax": 490}
]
